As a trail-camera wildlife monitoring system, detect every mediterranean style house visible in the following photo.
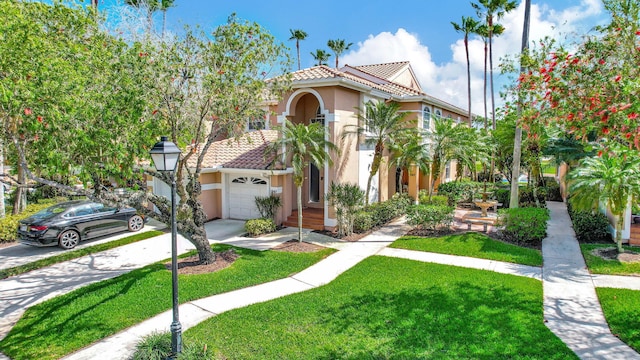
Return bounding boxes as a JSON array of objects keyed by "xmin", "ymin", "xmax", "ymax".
[{"xmin": 150, "ymin": 61, "xmax": 469, "ymax": 230}]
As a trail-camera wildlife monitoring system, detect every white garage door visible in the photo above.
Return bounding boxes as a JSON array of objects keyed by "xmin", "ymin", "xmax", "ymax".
[{"xmin": 228, "ymin": 175, "xmax": 269, "ymax": 220}]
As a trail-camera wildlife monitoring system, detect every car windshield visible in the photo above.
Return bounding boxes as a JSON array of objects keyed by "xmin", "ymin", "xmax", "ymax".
[{"xmin": 29, "ymin": 203, "xmax": 74, "ymax": 221}]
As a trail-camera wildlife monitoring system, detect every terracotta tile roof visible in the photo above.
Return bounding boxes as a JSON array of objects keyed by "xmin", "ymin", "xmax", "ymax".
[
  {"xmin": 290, "ymin": 64, "xmax": 424, "ymax": 97},
  {"xmin": 187, "ymin": 130, "xmax": 279, "ymax": 170},
  {"xmin": 352, "ymin": 62, "xmax": 410, "ymax": 81}
]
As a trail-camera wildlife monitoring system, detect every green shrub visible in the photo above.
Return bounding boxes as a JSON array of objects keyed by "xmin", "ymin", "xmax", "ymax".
[
  {"xmin": 571, "ymin": 210, "xmax": 612, "ymax": 243},
  {"xmin": 436, "ymin": 181, "xmax": 482, "ymax": 205},
  {"xmin": 543, "ymin": 180, "xmax": 563, "ymax": 202},
  {"xmin": 326, "ymin": 182, "xmax": 365, "ymax": 237},
  {"xmin": 494, "ymin": 188, "xmax": 510, "ymax": 209},
  {"xmin": 254, "ymin": 195, "xmax": 282, "ymax": 223},
  {"xmin": 518, "ymin": 187, "xmax": 546, "ymax": 208},
  {"xmin": 418, "ymin": 190, "xmax": 448, "ymax": 206},
  {"xmin": 131, "ymin": 332, "xmax": 214, "ymax": 360},
  {"xmin": 0, "ymin": 200, "xmax": 61, "ymax": 243},
  {"xmin": 406, "ymin": 204, "xmax": 455, "ymax": 230},
  {"xmin": 353, "ymin": 211, "xmax": 374, "ymax": 233},
  {"xmin": 244, "ymin": 218, "xmax": 276, "ymax": 236},
  {"xmin": 498, "ymin": 207, "xmax": 550, "ymax": 245}
]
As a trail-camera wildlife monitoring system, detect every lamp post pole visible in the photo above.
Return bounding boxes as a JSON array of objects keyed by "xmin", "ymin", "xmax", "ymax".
[
  {"xmin": 149, "ymin": 136, "xmax": 182, "ymax": 358},
  {"xmin": 169, "ymin": 170, "xmax": 182, "ymax": 357}
]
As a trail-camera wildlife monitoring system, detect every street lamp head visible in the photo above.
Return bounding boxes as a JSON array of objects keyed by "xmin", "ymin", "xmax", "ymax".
[{"xmin": 150, "ymin": 136, "xmax": 181, "ymax": 172}]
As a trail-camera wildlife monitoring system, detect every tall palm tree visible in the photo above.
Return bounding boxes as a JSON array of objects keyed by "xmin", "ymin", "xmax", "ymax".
[
  {"xmin": 268, "ymin": 121, "xmax": 337, "ymax": 242},
  {"xmin": 472, "ymin": 0, "xmax": 516, "ymax": 130},
  {"xmin": 327, "ymin": 39, "xmax": 353, "ymax": 69},
  {"xmin": 310, "ymin": 49, "xmax": 331, "ymax": 66},
  {"xmin": 568, "ymin": 144, "xmax": 640, "ymax": 253},
  {"xmin": 474, "ymin": 24, "xmax": 489, "ymax": 129},
  {"xmin": 452, "ymin": 16, "xmax": 481, "ymax": 122},
  {"xmin": 388, "ymin": 132, "xmax": 431, "ymax": 198},
  {"xmin": 343, "ymin": 101, "xmax": 412, "ymax": 204},
  {"xmin": 289, "ymin": 29, "xmax": 308, "ymax": 70},
  {"xmin": 159, "ymin": 0, "xmax": 175, "ymax": 37}
]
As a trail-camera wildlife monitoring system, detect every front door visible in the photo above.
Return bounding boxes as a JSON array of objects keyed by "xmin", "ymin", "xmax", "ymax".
[{"xmin": 308, "ymin": 107, "xmax": 325, "ymax": 209}]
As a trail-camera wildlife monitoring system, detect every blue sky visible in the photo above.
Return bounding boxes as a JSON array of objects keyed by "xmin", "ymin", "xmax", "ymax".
[{"xmin": 95, "ymin": 0, "xmax": 608, "ymax": 115}]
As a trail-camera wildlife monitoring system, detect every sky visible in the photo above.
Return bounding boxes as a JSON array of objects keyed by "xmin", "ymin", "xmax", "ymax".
[{"xmin": 95, "ymin": 0, "xmax": 609, "ymax": 117}]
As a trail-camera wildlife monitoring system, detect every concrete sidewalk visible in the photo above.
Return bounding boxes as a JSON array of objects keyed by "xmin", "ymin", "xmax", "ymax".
[
  {"xmin": 61, "ymin": 219, "xmax": 413, "ymax": 360},
  {"xmin": 543, "ymin": 201, "xmax": 640, "ymax": 360}
]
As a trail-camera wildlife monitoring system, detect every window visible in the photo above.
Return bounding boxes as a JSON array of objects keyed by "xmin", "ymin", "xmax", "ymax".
[
  {"xmin": 311, "ymin": 107, "xmax": 325, "ymax": 125},
  {"xmin": 248, "ymin": 116, "xmax": 266, "ymax": 131},
  {"xmin": 232, "ymin": 177, "xmax": 267, "ymax": 185},
  {"xmin": 422, "ymin": 106, "xmax": 431, "ymax": 129},
  {"xmin": 434, "ymin": 109, "xmax": 442, "ymax": 121}
]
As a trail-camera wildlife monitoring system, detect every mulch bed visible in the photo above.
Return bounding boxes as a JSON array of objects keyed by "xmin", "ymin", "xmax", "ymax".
[
  {"xmin": 272, "ymin": 239, "xmax": 325, "ymax": 253},
  {"xmin": 166, "ymin": 249, "xmax": 239, "ymax": 275},
  {"xmin": 591, "ymin": 247, "xmax": 640, "ymax": 263}
]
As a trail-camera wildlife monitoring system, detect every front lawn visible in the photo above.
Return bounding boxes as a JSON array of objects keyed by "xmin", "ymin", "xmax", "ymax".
[
  {"xmin": 390, "ymin": 232, "xmax": 543, "ymax": 266},
  {"xmin": 597, "ymin": 287, "xmax": 640, "ymax": 352},
  {"xmin": 187, "ymin": 256, "xmax": 574, "ymax": 359},
  {"xmin": 581, "ymin": 244, "xmax": 640, "ymax": 275},
  {"xmin": 0, "ymin": 245, "xmax": 335, "ymax": 360}
]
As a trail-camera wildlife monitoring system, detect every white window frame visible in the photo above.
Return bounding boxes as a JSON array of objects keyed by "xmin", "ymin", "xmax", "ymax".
[
  {"xmin": 434, "ymin": 108, "xmax": 442, "ymax": 121},
  {"xmin": 422, "ymin": 106, "xmax": 432, "ymax": 130}
]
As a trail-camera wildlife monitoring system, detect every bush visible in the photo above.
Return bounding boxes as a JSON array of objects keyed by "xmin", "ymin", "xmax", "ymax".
[
  {"xmin": 244, "ymin": 218, "xmax": 276, "ymax": 236},
  {"xmin": 353, "ymin": 211, "xmax": 374, "ymax": 233},
  {"xmin": 518, "ymin": 186, "xmax": 546, "ymax": 208},
  {"xmin": 498, "ymin": 207, "xmax": 550, "ymax": 245},
  {"xmin": 418, "ymin": 190, "xmax": 448, "ymax": 206},
  {"xmin": 254, "ymin": 195, "xmax": 282, "ymax": 222},
  {"xmin": 543, "ymin": 180, "xmax": 563, "ymax": 202},
  {"xmin": 131, "ymin": 332, "xmax": 213, "ymax": 360},
  {"xmin": 326, "ymin": 182, "xmax": 365, "ymax": 237},
  {"xmin": 0, "ymin": 199, "xmax": 61, "ymax": 243},
  {"xmin": 494, "ymin": 188, "xmax": 510, "ymax": 209},
  {"xmin": 570, "ymin": 210, "xmax": 612, "ymax": 243},
  {"xmin": 436, "ymin": 181, "xmax": 482, "ymax": 205},
  {"xmin": 406, "ymin": 204, "xmax": 455, "ymax": 230}
]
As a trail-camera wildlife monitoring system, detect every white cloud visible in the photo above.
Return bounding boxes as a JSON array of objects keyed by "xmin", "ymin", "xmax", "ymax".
[{"xmin": 341, "ymin": 1, "xmax": 605, "ymax": 119}]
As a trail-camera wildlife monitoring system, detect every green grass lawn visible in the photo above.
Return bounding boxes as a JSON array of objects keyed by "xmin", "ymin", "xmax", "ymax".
[
  {"xmin": 0, "ymin": 230, "xmax": 165, "ymax": 280},
  {"xmin": 597, "ymin": 288, "xmax": 640, "ymax": 352},
  {"xmin": 186, "ymin": 256, "xmax": 575, "ymax": 359},
  {"xmin": 581, "ymin": 244, "xmax": 640, "ymax": 275},
  {"xmin": 0, "ymin": 245, "xmax": 335, "ymax": 360},
  {"xmin": 390, "ymin": 232, "xmax": 543, "ymax": 266}
]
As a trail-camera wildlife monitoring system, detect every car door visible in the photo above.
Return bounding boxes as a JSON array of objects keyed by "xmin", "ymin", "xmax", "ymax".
[
  {"xmin": 88, "ymin": 203, "xmax": 128, "ymax": 237},
  {"xmin": 68, "ymin": 203, "xmax": 102, "ymax": 239}
]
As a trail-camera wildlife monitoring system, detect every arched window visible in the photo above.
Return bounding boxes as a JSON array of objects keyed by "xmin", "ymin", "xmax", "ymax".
[
  {"xmin": 311, "ymin": 106, "xmax": 325, "ymax": 125},
  {"xmin": 422, "ymin": 106, "xmax": 431, "ymax": 129},
  {"xmin": 434, "ymin": 108, "xmax": 442, "ymax": 121}
]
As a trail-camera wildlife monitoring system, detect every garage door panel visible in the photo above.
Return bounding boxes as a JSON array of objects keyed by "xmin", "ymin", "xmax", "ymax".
[{"xmin": 228, "ymin": 176, "xmax": 268, "ymax": 220}]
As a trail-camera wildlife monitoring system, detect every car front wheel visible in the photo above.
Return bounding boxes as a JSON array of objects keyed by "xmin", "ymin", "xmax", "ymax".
[
  {"xmin": 58, "ymin": 230, "xmax": 80, "ymax": 250},
  {"xmin": 128, "ymin": 215, "xmax": 144, "ymax": 232}
]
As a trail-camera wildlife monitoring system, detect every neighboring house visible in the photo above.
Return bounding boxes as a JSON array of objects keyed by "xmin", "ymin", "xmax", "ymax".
[{"xmin": 150, "ymin": 61, "xmax": 469, "ymax": 229}]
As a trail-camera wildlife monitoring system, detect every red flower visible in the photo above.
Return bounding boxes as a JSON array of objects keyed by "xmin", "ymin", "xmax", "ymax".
[
  {"xmin": 218, "ymin": 70, "xmax": 225, "ymax": 75},
  {"xmin": 599, "ymin": 59, "xmax": 606, "ymax": 65},
  {"xmin": 152, "ymin": 109, "xmax": 158, "ymax": 115},
  {"xmin": 598, "ymin": 150, "xmax": 603, "ymax": 157},
  {"xmin": 614, "ymin": 75, "xmax": 621, "ymax": 82},
  {"xmin": 628, "ymin": 112, "xmax": 638, "ymax": 120},
  {"xmin": 603, "ymin": 127, "xmax": 610, "ymax": 134},
  {"xmin": 37, "ymin": 116, "xmax": 43, "ymax": 123},
  {"xmin": 636, "ymin": 30, "xmax": 640, "ymax": 35},
  {"xmin": 627, "ymin": 132, "xmax": 632, "ymax": 139},
  {"xmin": 24, "ymin": 108, "xmax": 32, "ymax": 116}
]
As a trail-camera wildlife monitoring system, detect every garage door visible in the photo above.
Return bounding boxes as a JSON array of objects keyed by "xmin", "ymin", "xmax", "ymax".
[{"xmin": 228, "ymin": 175, "xmax": 269, "ymax": 220}]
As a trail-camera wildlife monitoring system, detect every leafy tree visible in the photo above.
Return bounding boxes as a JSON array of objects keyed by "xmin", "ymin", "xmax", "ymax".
[
  {"xmin": 452, "ymin": 16, "xmax": 481, "ymax": 122},
  {"xmin": 289, "ymin": 28, "xmax": 308, "ymax": 70},
  {"xmin": 267, "ymin": 120, "xmax": 337, "ymax": 242},
  {"xmin": 327, "ymin": 39, "xmax": 352, "ymax": 69},
  {"xmin": 310, "ymin": 49, "xmax": 331, "ymax": 66},
  {"xmin": 326, "ymin": 182, "xmax": 364, "ymax": 237},
  {"xmin": 344, "ymin": 101, "xmax": 413, "ymax": 204},
  {"xmin": 568, "ymin": 142, "xmax": 640, "ymax": 253},
  {"xmin": 472, "ymin": 0, "xmax": 516, "ymax": 130}
]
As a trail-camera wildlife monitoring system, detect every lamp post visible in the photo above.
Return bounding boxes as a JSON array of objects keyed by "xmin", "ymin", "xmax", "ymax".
[{"xmin": 149, "ymin": 136, "xmax": 182, "ymax": 357}]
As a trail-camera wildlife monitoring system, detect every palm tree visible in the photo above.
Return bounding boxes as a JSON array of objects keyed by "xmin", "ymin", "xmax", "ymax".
[
  {"xmin": 289, "ymin": 29, "xmax": 308, "ymax": 70},
  {"xmin": 452, "ymin": 16, "xmax": 481, "ymax": 122},
  {"xmin": 268, "ymin": 121, "xmax": 337, "ymax": 242},
  {"xmin": 343, "ymin": 101, "xmax": 412, "ymax": 204},
  {"xmin": 327, "ymin": 39, "xmax": 353, "ymax": 69},
  {"xmin": 474, "ymin": 24, "xmax": 489, "ymax": 129},
  {"xmin": 568, "ymin": 144, "xmax": 640, "ymax": 253},
  {"xmin": 388, "ymin": 131, "xmax": 431, "ymax": 198},
  {"xmin": 427, "ymin": 118, "xmax": 475, "ymax": 198},
  {"xmin": 159, "ymin": 0, "xmax": 175, "ymax": 37},
  {"xmin": 310, "ymin": 49, "xmax": 331, "ymax": 66},
  {"xmin": 472, "ymin": 0, "xmax": 516, "ymax": 130}
]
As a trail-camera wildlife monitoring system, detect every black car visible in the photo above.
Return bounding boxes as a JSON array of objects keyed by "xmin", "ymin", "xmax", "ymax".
[{"xmin": 17, "ymin": 200, "xmax": 145, "ymax": 249}]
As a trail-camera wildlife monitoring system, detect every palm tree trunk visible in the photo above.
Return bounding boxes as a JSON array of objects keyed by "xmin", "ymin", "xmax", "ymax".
[
  {"xmin": 296, "ymin": 41, "xmax": 301, "ymax": 70},
  {"xmin": 616, "ymin": 213, "xmax": 624, "ymax": 253},
  {"xmin": 483, "ymin": 41, "xmax": 488, "ymax": 129},
  {"xmin": 465, "ymin": 36, "xmax": 472, "ymax": 121},
  {"xmin": 162, "ymin": 10, "xmax": 167, "ymax": 38},
  {"xmin": 489, "ymin": 28, "xmax": 496, "ymax": 131},
  {"xmin": 297, "ymin": 185, "xmax": 303, "ymax": 242}
]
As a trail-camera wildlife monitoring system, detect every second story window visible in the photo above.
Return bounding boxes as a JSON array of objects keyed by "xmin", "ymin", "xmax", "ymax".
[
  {"xmin": 248, "ymin": 116, "xmax": 266, "ymax": 131},
  {"xmin": 422, "ymin": 106, "xmax": 432, "ymax": 129},
  {"xmin": 311, "ymin": 106, "xmax": 325, "ymax": 125},
  {"xmin": 434, "ymin": 108, "xmax": 442, "ymax": 121}
]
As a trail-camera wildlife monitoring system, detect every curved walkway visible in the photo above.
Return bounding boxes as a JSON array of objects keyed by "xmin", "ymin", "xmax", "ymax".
[{"xmin": 2, "ymin": 203, "xmax": 640, "ymax": 359}]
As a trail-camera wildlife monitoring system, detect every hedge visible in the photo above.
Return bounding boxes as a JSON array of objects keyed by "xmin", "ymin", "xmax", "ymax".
[{"xmin": 498, "ymin": 207, "xmax": 550, "ymax": 246}]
